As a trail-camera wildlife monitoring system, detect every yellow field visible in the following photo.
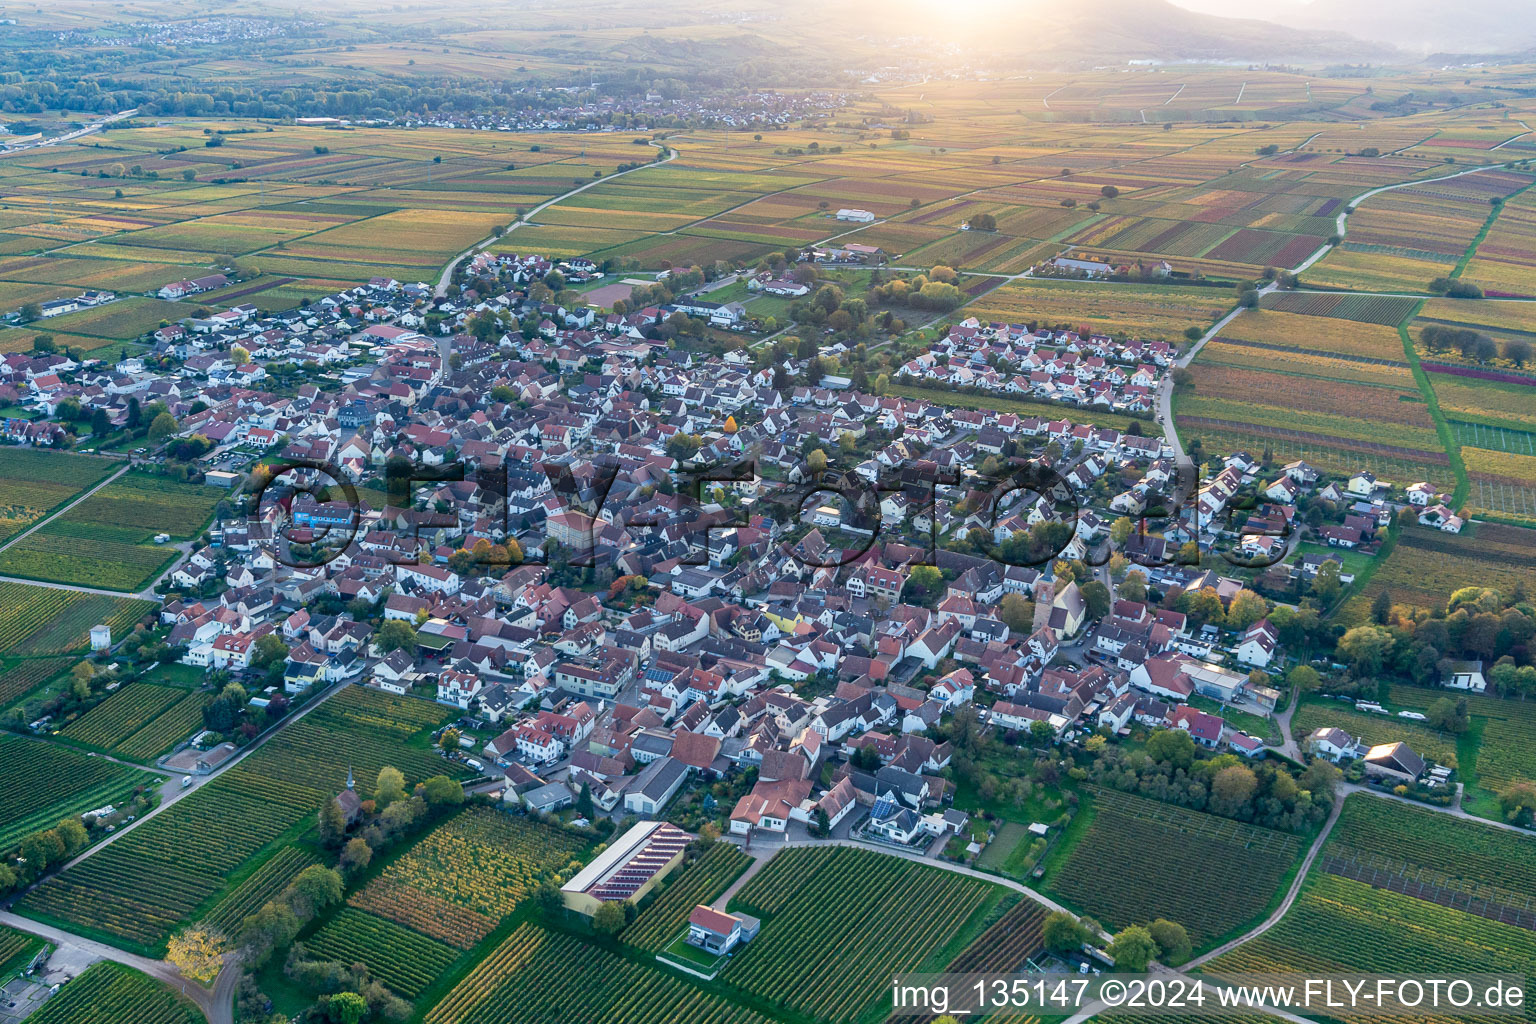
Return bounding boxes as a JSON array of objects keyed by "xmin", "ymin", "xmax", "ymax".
[{"xmin": 1218, "ymin": 309, "xmax": 1408, "ymax": 360}]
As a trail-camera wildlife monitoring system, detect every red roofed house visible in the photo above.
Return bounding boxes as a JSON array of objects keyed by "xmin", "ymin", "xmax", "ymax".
[
  {"xmin": 1168, "ymin": 704, "xmax": 1224, "ymax": 747},
  {"xmin": 687, "ymin": 905, "xmax": 759, "ymax": 955}
]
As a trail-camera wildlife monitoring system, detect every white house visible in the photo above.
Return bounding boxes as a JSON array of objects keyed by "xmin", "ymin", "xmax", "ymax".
[
  {"xmin": 687, "ymin": 905, "xmax": 755, "ymax": 956},
  {"xmin": 1307, "ymin": 726, "xmax": 1364, "ymax": 762},
  {"xmin": 1443, "ymin": 660, "xmax": 1487, "ymax": 693},
  {"xmin": 1235, "ymin": 619, "xmax": 1279, "ymax": 669}
]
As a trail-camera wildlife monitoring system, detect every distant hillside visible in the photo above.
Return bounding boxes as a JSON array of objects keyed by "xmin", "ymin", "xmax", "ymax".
[
  {"xmin": 1288, "ymin": 0, "xmax": 1536, "ymax": 56},
  {"xmin": 836, "ymin": 0, "xmax": 1397, "ymax": 65}
]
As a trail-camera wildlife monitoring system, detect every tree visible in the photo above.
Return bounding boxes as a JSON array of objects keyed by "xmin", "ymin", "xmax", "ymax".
[
  {"xmin": 374, "ymin": 766, "xmax": 407, "ymax": 810},
  {"xmin": 592, "ymin": 900, "xmax": 627, "ymax": 936},
  {"xmin": 166, "ymin": 929, "xmax": 228, "ymax": 984},
  {"xmin": 1338, "ymin": 625, "xmax": 1395, "ymax": 675},
  {"xmin": 1210, "ymin": 764, "xmax": 1258, "ymax": 815},
  {"xmin": 1147, "ymin": 919, "xmax": 1191, "ymax": 964},
  {"xmin": 1145, "ymin": 728, "xmax": 1196, "ymax": 769},
  {"xmin": 1371, "ymin": 588, "xmax": 1393, "ymax": 625},
  {"xmin": 1312, "ymin": 561, "xmax": 1343, "ymax": 605},
  {"xmin": 1183, "ymin": 586, "xmax": 1226, "ymax": 629},
  {"xmin": 53, "ymin": 817, "xmax": 87, "ymax": 856},
  {"xmin": 318, "ymin": 797, "xmax": 347, "ymax": 848},
  {"xmin": 20, "ymin": 829, "xmax": 65, "ymax": 874},
  {"xmin": 238, "ymin": 900, "xmax": 300, "ymax": 967},
  {"xmin": 252, "ymin": 634, "xmax": 288, "ymax": 670},
  {"xmin": 286, "ymin": 865, "xmax": 343, "ymax": 918},
  {"xmin": 375, "ymin": 619, "xmax": 416, "ymax": 653},
  {"xmin": 339, "ymin": 837, "xmax": 372, "ymax": 875},
  {"xmin": 1225, "ymin": 590, "xmax": 1269, "ymax": 631},
  {"xmin": 1111, "ymin": 516, "xmax": 1134, "ymax": 547},
  {"xmin": 422, "ymin": 775, "xmax": 465, "ymax": 806},
  {"xmin": 1030, "ymin": 719, "xmax": 1056, "ymax": 745},
  {"xmin": 438, "ymin": 727, "xmax": 461, "ymax": 752},
  {"xmin": 1119, "ymin": 571, "xmax": 1147, "ymax": 603},
  {"xmin": 148, "ymin": 411, "xmax": 178, "ymax": 438},
  {"xmin": 907, "ymin": 565, "xmax": 943, "ymax": 598},
  {"xmin": 327, "ymin": 991, "xmax": 368, "ymax": 1024},
  {"xmin": 1108, "ymin": 925, "xmax": 1158, "ymax": 971},
  {"xmin": 1042, "ymin": 911, "xmax": 1091, "ymax": 953},
  {"xmin": 1498, "ymin": 780, "xmax": 1536, "ymax": 827},
  {"xmin": 1079, "ymin": 580, "xmax": 1110, "ymax": 621},
  {"xmin": 998, "ymin": 593, "xmax": 1034, "ymax": 634},
  {"xmin": 806, "ymin": 448, "xmax": 828, "ymax": 479},
  {"xmin": 1287, "ymin": 665, "xmax": 1321, "ymax": 693},
  {"xmin": 534, "ymin": 880, "xmax": 565, "ymax": 919},
  {"xmin": 230, "ymin": 345, "xmax": 250, "ymax": 364},
  {"xmin": 1301, "ymin": 757, "xmax": 1342, "ymax": 799},
  {"xmin": 1426, "ymin": 696, "xmax": 1470, "ymax": 735},
  {"xmin": 1100, "ymin": 185, "xmax": 1120, "ymax": 198}
]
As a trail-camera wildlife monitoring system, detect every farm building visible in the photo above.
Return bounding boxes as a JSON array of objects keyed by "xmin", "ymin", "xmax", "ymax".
[
  {"xmin": 560, "ymin": 820, "xmax": 692, "ymax": 916},
  {"xmin": 1363, "ymin": 742, "xmax": 1426, "ymax": 785}
]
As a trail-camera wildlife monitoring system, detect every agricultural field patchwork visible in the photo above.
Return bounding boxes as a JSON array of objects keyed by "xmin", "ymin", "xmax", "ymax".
[
  {"xmin": 1389, "ymin": 686, "xmax": 1536, "ymax": 797},
  {"xmin": 59, "ymin": 682, "xmax": 206, "ymax": 761},
  {"xmin": 199, "ymin": 846, "xmax": 320, "ymax": 935},
  {"xmin": 1291, "ymin": 700, "xmax": 1461, "ymax": 768},
  {"xmin": 966, "ymin": 280, "xmax": 1235, "ymax": 342},
  {"xmin": 1321, "ymin": 795, "xmax": 1536, "ymax": 902},
  {"xmin": 1204, "ymin": 872, "xmax": 1536, "ymax": 1020},
  {"xmin": 1180, "ymin": 361, "xmax": 1444, "ymax": 458},
  {"xmin": 0, "ymin": 584, "xmax": 153, "ymax": 657},
  {"xmin": 1341, "ymin": 523, "xmax": 1536, "ymax": 622},
  {"xmin": 623, "ymin": 842, "xmax": 753, "ymax": 953},
  {"xmin": 306, "ymin": 908, "xmax": 461, "ymax": 999}
]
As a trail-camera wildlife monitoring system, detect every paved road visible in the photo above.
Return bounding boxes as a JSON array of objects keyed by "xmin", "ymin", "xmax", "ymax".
[
  {"xmin": 0, "ymin": 912, "xmax": 222, "ymax": 1022},
  {"xmin": 1293, "ymin": 159, "xmax": 1533, "ymax": 276},
  {"xmin": 435, "ymin": 141, "xmax": 676, "ymax": 298},
  {"xmin": 0, "ymin": 109, "xmax": 138, "ymax": 155},
  {"xmin": 1153, "ymin": 281, "xmax": 1278, "ymax": 503},
  {"xmin": 1274, "ymin": 686, "xmax": 1303, "ymax": 759}
]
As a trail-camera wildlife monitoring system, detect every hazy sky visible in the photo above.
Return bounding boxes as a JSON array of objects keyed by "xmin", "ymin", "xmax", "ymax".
[{"xmin": 1168, "ymin": 0, "xmax": 1309, "ymax": 15}]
